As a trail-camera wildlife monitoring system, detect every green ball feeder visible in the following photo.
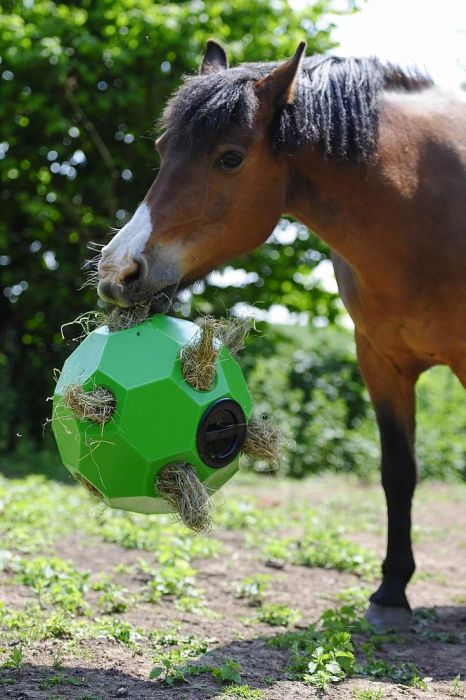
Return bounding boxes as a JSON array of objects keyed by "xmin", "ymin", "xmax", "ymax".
[{"xmin": 52, "ymin": 315, "xmax": 253, "ymax": 518}]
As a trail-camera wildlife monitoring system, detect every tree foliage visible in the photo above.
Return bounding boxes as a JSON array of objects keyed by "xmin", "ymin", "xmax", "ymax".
[{"xmin": 0, "ymin": 0, "xmax": 344, "ymax": 449}]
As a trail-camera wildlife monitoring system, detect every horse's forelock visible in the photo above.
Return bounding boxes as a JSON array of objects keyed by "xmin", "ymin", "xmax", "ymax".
[
  {"xmin": 160, "ymin": 68, "xmax": 260, "ymax": 148},
  {"xmin": 159, "ymin": 56, "xmax": 433, "ymax": 160}
]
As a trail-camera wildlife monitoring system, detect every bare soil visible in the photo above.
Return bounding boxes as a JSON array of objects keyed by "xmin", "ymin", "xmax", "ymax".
[{"xmin": 1, "ymin": 477, "xmax": 465, "ymax": 699}]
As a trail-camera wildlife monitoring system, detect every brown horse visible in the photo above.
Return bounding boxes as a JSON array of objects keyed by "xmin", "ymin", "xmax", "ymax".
[{"xmin": 97, "ymin": 40, "xmax": 466, "ymax": 630}]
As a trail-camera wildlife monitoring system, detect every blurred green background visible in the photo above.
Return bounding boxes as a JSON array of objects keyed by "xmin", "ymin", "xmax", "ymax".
[{"xmin": 1, "ymin": 0, "xmax": 465, "ymax": 481}]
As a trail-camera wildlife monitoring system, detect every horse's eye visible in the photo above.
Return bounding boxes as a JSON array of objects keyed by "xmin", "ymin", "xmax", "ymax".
[{"xmin": 216, "ymin": 151, "xmax": 244, "ymax": 171}]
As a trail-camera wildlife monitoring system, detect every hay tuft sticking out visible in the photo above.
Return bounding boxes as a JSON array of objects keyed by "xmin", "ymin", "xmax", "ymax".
[
  {"xmin": 243, "ymin": 413, "xmax": 283, "ymax": 465},
  {"xmin": 216, "ymin": 316, "xmax": 253, "ymax": 357},
  {"xmin": 63, "ymin": 384, "xmax": 115, "ymax": 424},
  {"xmin": 157, "ymin": 462, "xmax": 213, "ymax": 532},
  {"xmin": 104, "ymin": 303, "xmax": 151, "ymax": 332},
  {"xmin": 181, "ymin": 317, "xmax": 218, "ymax": 391},
  {"xmin": 181, "ymin": 315, "xmax": 253, "ymax": 391},
  {"xmin": 61, "ymin": 304, "xmax": 151, "ymax": 341}
]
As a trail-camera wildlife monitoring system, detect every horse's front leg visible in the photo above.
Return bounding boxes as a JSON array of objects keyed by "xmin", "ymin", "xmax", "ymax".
[{"xmin": 356, "ymin": 331, "xmax": 418, "ymax": 631}]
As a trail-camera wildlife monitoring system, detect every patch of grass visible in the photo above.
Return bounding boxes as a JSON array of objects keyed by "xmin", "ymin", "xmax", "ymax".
[
  {"xmin": 89, "ymin": 509, "xmax": 220, "ymax": 560},
  {"xmin": 139, "ymin": 558, "xmax": 208, "ymax": 613},
  {"xmin": 235, "ymin": 574, "xmax": 272, "ymax": 606},
  {"xmin": 351, "ymin": 687, "xmax": 383, "ymax": 699},
  {"xmin": 303, "ymin": 632, "xmax": 355, "ymax": 693},
  {"xmin": 13, "ymin": 556, "xmax": 90, "ymax": 615},
  {"xmin": 261, "ymin": 537, "xmax": 293, "ymax": 568},
  {"xmin": 96, "ymin": 585, "xmax": 131, "ymax": 614},
  {"xmin": 293, "ymin": 530, "xmax": 378, "ymax": 579},
  {"xmin": 223, "ymin": 685, "xmax": 263, "ymax": 698},
  {"xmin": 38, "ymin": 673, "xmax": 85, "ymax": 690},
  {"xmin": 420, "ymin": 630, "xmax": 459, "ymax": 644},
  {"xmin": 215, "ymin": 497, "xmax": 284, "ymax": 531},
  {"xmin": 267, "ymin": 600, "xmax": 378, "ymax": 692},
  {"xmin": 144, "ymin": 559, "xmax": 197, "ymax": 599},
  {"xmin": 149, "ymin": 631, "xmax": 211, "ymax": 684},
  {"xmin": 93, "ymin": 617, "xmax": 140, "ymax": 646},
  {"xmin": 409, "ymin": 674, "xmax": 432, "ymax": 690},
  {"xmin": 256, "ymin": 602, "xmax": 301, "ymax": 627},
  {"xmin": 0, "ymin": 476, "xmax": 89, "ymax": 553},
  {"xmin": 333, "ymin": 585, "xmax": 374, "ymax": 612},
  {"xmin": 1, "ymin": 646, "xmax": 23, "ymax": 670},
  {"xmin": 260, "ymin": 528, "xmax": 378, "ymax": 580},
  {"xmin": 149, "ymin": 655, "xmax": 242, "ymax": 687},
  {"xmin": 452, "ymin": 594, "xmax": 466, "ymax": 605},
  {"xmin": 149, "ymin": 657, "xmax": 211, "ymax": 685},
  {"xmin": 358, "ymin": 654, "xmax": 426, "ymax": 685},
  {"xmin": 212, "ymin": 660, "xmax": 242, "ymax": 685},
  {"xmin": 411, "ymin": 571, "xmax": 449, "ymax": 584},
  {"xmin": 450, "ymin": 675, "xmax": 465, "ymax": 697}
]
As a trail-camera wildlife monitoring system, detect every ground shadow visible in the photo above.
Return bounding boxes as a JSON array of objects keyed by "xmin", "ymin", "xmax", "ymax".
[{"xmin": 1, "ymin": 605, "xmax": 464, "ymax": 700}]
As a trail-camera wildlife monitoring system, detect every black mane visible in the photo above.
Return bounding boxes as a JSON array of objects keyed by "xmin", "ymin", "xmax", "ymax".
[{"xmin": 161, "ymin": 55, "xmax": 433, "ymax": 161}]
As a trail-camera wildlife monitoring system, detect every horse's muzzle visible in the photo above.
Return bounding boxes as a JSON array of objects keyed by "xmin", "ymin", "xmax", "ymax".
[{"xmin": 97, "ymin": 280, "xmax": 131, "ymax": 307}]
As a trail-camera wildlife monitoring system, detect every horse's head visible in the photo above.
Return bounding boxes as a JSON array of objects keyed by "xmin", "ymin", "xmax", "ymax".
[{"xmin": 97, "ymin": 40, "xmax": 306, "ymax": 311}]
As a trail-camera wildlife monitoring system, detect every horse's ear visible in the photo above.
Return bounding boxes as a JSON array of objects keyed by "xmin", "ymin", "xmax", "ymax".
[
  {"xmin": 255, "ymin": 41, "xmax": 306, "ymax": 109},
  {"xmin": 200, "ymin": 39, "xmax": 229, "ymax": 75}
]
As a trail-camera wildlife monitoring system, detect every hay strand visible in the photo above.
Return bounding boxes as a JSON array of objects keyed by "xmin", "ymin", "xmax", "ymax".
[
  {"xmin": 157, "ymin": 462, "xmax": 213, "ymax": 532},
  {"xmin": 243, "ymin": 413, "xmax": 283, "ymax": 465},
  {"xmin": 216, "ymin": 316, "xmax": 252, "ymax": 356},
  {"xmin": 61, "ymin": 303, "xmax": 151, "ymax": 341},
  {"xmin": 181, "ymin": 317, "xmax": 218, "ymax": 391},
  {"xmin": 181, "ymin": 315, "xmax": 253, "ymax": 391},
  {"xmin": 63, "ymin": 384, "xmax": 115, "ymax": 424},
  {"xmin": 104, "ymin": 303, "xmax": 151, "ymax": 332}
]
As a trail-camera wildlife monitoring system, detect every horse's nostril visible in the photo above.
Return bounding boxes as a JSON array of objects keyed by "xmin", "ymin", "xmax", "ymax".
[{"xmin": 119, "ymin": 260, "xmax": 142, "ymax": 286}]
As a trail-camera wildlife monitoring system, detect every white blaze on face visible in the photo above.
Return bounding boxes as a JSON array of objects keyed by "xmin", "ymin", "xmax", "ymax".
[{"xmin": 101, "ymin": 201, "xmax": 153, "ymax": 268}]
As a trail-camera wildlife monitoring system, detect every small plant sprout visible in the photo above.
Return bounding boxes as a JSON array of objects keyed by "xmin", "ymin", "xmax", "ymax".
[
  {"xmin": 450, "ymin": 675, "xmax": 465, "ymax": 698},
  {"xmin": 223, "ymin": 685, "xmax": 263, "ymax": 698},
  {"xmin": 2, "ymin": 646, "xmax": 23, "ymax": 670},
  {"xmin": 235, "ymin": 574, "xmax": 272, "ymax": 606},
  {"xmin": 303, "ymin": 632, "xmax": 355, "ymax": 692},
  {"xmin": 211, "ymin": 659, "xmax": 242, "ymax": 684},
  {"xmin": 351, "ymin": 687, "xmax": 383, "ymax": 700},
  {"xmin": 409, "ymin": 673, "xmax": 432, "ymax": 690},
  {"xmin": 256, "ymin": 602, "xmax": 301, "ymax": 627}
]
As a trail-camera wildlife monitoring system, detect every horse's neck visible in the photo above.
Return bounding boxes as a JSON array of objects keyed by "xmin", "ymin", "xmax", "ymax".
[
  {"xmin": 285, "ymin": 148, "xmax": 392, "ymax": 271},
  {"xmin": 285, "ymin": 91, "xmax": 466, "ymax": 275}
]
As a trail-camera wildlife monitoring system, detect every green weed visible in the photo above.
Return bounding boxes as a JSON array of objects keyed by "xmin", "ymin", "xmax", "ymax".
[
  {"xmin": 261, "ymin": 537, "xmax": 293, "ymax": 568},
  {"xmin": 212, "ymin": 660, "xmax": 242, "ymax": 685},
  {"xmin": 1, "ymin": 646, "xmax": 23, "ymax": 670},
  {"xmin": 149, "ymin": 631, "xmax": 211, "ymax": 683},
  {"xmin": 450, "ymin": 675, "xmax": 465, "ymax": 697},
  {"xmin": 38, "ymin": 673, "xmax": 84, "ymax": 690},
  {"xmin": 14, "ymin": 556, "xmax": 90, "ymax": 614},
  {"xmin": 149, "ymin": 657, "xmax": 210, "ymax": 684},
  {"xmin": 223, "ymin": 685, "xmax": 263, "ymax": 698},
  {"xmin": 409, "ymin": 674, "xmax": 432, "ymax": 690},
  {"xmin": 351, "ymin": 687, "xmax": 383, "ymax": 700},
  {"xmin": 97, "ymin": 585, "xmax": 130, "ymax": 614},
  {"xmin": 261, "ymin": 529, "xmax": 378, "ymax": 579},
  {"xmin": 0, "ymin": 476, "xmax": 89, "ymax": 553},
  {"xmin": 293, "ymin": 530, "xmax": 378, "ymax": 579},
  {"xmin": 267, "ymin": 602, "xmax": 365, "ymax": 691},
  {"xmin": 256, "ymin": 602, "xmax": 301, "ymax": 627},
  {"xmin": 235, "ymin": 574, "xmax": 272, "ymax": 606},
  {"xmin": 303, "ymin": 633, "xmax": 354, "ymax": 692}
]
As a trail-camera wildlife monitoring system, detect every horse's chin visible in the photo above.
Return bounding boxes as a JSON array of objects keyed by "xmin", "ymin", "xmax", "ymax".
[
  {"xmin": 149, "ymin": 297, "xmax": 172, "ymax": 314},
  {"xmin": 148, "ymin": 283, "xmax": 179, "ymax": 315}
]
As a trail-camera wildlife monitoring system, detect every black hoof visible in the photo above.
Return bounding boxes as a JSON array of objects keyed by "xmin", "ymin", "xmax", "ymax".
[{"xmin": 365, "ymin": 602, "xmax": 412, "ymax": 632}]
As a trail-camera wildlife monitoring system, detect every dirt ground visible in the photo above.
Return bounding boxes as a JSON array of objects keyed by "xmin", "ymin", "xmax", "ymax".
[{"xmin": 0, "ymin": 475, "xmax": 465, "ymax": 699}]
